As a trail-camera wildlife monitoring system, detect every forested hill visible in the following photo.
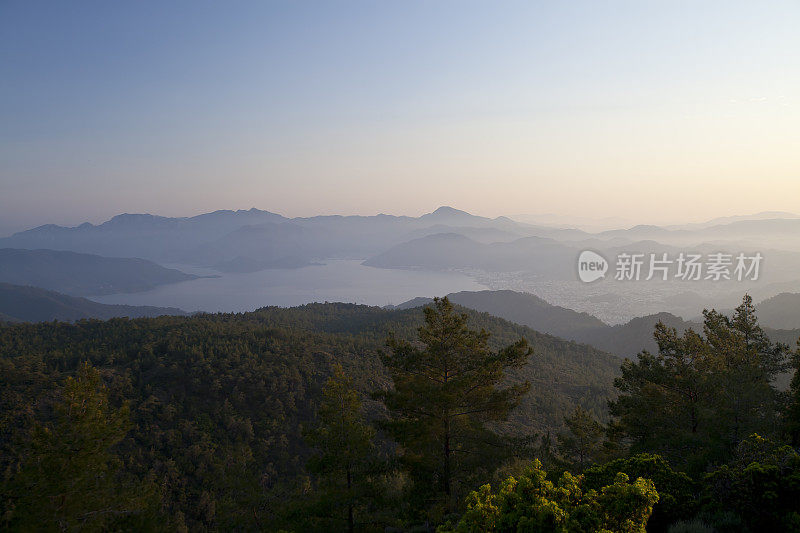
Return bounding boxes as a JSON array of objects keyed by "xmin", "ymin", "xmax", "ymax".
[
  {"xmin": 244, "ymin": 302, "xmax": 620, "ymax": 423},
  {"xmin": 392, "ymin": 290, "xmax": 607, "ymax": 339},
  {"xmin": 0, "ymin": 303, "xmax": 619, "ymax": 429},
  {"xmin": 0, "ymin": 303, "xmax": 618, "ymax": 529}
]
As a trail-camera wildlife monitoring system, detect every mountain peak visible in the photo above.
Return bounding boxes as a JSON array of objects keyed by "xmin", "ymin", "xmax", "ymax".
[{"xmin": 422, "ymin": 206, "xmax": 473, "ymax": 219}]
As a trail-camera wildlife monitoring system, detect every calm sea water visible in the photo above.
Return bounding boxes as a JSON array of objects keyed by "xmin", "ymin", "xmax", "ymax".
[{"xmin": 93, "ymin": 260, "xmax": 488, "ymax": 313}]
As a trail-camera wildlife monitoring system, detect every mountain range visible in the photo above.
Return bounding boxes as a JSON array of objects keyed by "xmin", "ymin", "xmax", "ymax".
[
  {"xmin": 3, "ymin": 206, "xmax": 800, "ymax": 321},
  {"xmin": 7, "ymin": 207, "xmax": 800, "ymax": 275}
]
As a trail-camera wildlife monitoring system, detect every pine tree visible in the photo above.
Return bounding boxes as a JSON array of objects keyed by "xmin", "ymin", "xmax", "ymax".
[
  {"xmin": 609, "ymin": 295, "xmax": 789, "ymax": 472},
  {"xmin": 380, "ymin": 297, "xmax": 531, "ymax": 520},
  {"xmin": 303, "ymin": 364, "xmax": 378, "ymax": 532},
  {"xmin": 6, "ymin": 362, "xmax": 155, "ymax": 531},
  {"xmin": 785, "ymin": 342, "xmax": 800, "ymax": 446},
  {"xmin": 703, "ymin": 294, "xmax": 788, "ymax": 449},
  {"xmin": 557, "ymin": 406, "xmax": 606, "ymax": 472}
]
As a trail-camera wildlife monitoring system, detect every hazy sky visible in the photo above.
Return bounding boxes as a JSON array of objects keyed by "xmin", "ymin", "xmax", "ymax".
[{"xmin": 2, "ymin": 1, "xmax": 799, "ymax": 234}]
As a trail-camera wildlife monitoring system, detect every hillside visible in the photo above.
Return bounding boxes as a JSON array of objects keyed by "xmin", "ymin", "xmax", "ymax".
[
  {"xmin": 395, "ymin": 290, "xmax": 607, "ymax": 340},
  {"xmin": 0, "ymin": 248, "xmax": 198, "ymax": 296},
  {"xmin": 184, "ymin": 222, "xmax": 328, "ymax": 271},
  {"xmin": 395, "ymin": 290, "xmax": 688, "ymax": 357},
  {"xmin": 572, "ymin": 312, "xmax": 698, "ymax": 357},
  {"xmin": 0, "ymin": 302, "xmax": 620, "ymax": 529},
  {"xmin": 756, "ymin": 292, "xmax": 800, "ymax": 330},
  {"xmin": 395, "ymin": 290, "xmax": 800, "ymax": 360},
  {"xmin": 0, "ymin": 301, "xmax": 621, "ymax": 432},
  {"xmin": 0, "ymin": 283, "xmax": 187, "ymax": 322},
  {"xmin": 363, "ymin": 233, "xmax": 577, "ymax": 278},
  {"xmin": 228, "ymin": 302, "xmax": 621, "ymax": 426}
]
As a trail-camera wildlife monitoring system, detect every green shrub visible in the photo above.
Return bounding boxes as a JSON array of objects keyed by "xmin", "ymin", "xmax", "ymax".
[
  {"xmin": 584, "ymin": 453, "xmax": 696, "ymax": 532},
  {"xmin": 439, "ymin": 459, "xmax": 659, "ymax": 533}
]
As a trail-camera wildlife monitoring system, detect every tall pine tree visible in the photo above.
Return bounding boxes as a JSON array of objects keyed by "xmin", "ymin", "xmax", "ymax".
[
  {"xmin": 380, "ymin": 297, "xmax": 531, "ymax": 521},
  {"xmin": 557, "ymin": 406, "xmax": 607, "ymax": 472},
  {"xmin": 302, "ymin": 364, "xmax": 379, "ymax": 532}
]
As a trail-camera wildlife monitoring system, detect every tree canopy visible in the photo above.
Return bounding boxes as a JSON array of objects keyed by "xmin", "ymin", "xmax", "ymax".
[
  {"xmin": 1, "ymin": 295, "xmax": 798, "ymax": 531},
  {"xmin": 609, "ymin": 295, "xmax": 791, "ymax": 473}
]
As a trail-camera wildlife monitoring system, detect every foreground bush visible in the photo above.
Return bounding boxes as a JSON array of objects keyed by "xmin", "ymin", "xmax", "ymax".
[
  {"xmin": 700, "ymin": 434, "xmax": 800, "ymax": 532},
  {"xmin": 439, "ymin": 460, "xmax": 658, "ymax": 533},
  {"xmin": 584, "ymin": 454, "xmax": 696, "ymax": 532}
]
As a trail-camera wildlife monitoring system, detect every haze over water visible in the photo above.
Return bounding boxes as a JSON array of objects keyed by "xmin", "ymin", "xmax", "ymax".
[{"xmin": 93, "ymin": 260, "xmax": 488, "ymax": 312}]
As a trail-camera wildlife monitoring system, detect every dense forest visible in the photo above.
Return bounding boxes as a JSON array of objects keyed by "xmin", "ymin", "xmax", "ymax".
[{"xmin": 1, "ymin": 296, "xmax": 799, "ymax": 531}]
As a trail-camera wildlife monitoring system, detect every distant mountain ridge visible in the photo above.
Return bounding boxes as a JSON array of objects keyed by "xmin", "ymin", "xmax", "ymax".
[
  {"xmin": 395, "ymin": 289, "xmax": 800, "ymax": 360},
  {"xmin": 0, "ymin": 283, "xmax": 187, "ymax": 323},
  {"xmin": 668, "ymin": 211, "xmax": 800, "ymax": 230},
  {"xmin": 742, "ymin": 292, "xmax": 800, "ymax": 330},
  {"xmin": 0, "ymin": 209, "xmax": 289, "ymax": 265},
  {"xmin": 4, "ymin": 205, "xmax": 800, "ymax": 319},
  {"xmin": 0, "ymin": 206, "xmax": 539, "ymax": 271},
  {"xmin": 390, "ymin": 290, "xmax": 607, "ymax": 339},
  {"xmin": 364, "ymin": 233, "xmax": 580, "ymax": 278},
  {"xmin": 0, "ymin": 248, "xmax": 198, "ymax": 296}
]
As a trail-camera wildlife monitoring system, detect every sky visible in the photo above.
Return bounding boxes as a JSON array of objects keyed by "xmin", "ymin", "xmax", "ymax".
[{"xmin": 1, "ymin": 1, "xmax": 799, "ymax": 235}]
